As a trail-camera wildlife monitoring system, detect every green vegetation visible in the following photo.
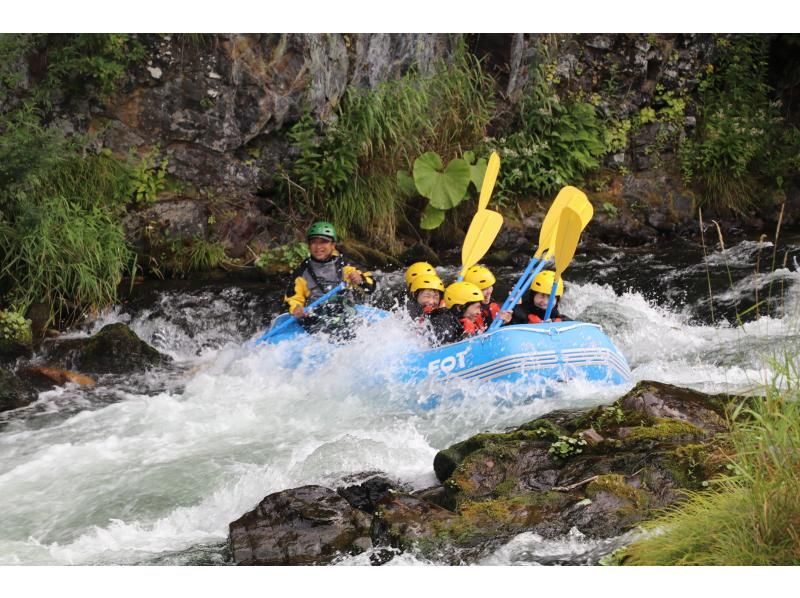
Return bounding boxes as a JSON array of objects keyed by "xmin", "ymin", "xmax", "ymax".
[
  {"xmin": 255, "ymin": 241, "xmax": 309, "ymax": 272},
  {"xmin": 619, "ymin": 355, "xmax": 800, "ymax": 565},
  {"xmin": 485, "ymin": 53, "xmax": 609, "ymax": 203},
  {"xmin": 285, "ymin": 39, "xmax": 494, "ymax": 249},
  {"xmin": 0, "ymin": 34, "xmax": 151, "ymax": 328},
  {"xmin": 0, "ymin": 309, "xmax": 32, "ymax": 343},
  {"xmin": 548, "ymin": 435, "xmax": 588, "ymax": 459},
  {"xmin": 679, "ymin": 35, "xmax": 800, "ymax": 212},
  {"xmin": 146, "ymin": 237, "xmax": 228, "ymax": 279},
  {"xmin": 398, "ymin": 150, "xmax": 488, "ymax": 230},
  {"xmin": 128, "ymin": 146, "xmax": 169, "ymax": 205}
]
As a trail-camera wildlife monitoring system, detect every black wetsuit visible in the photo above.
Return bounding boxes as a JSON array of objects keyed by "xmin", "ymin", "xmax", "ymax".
[{"xmin": 511, "ymin": 291, "xmax": 571, "ymax": 324}]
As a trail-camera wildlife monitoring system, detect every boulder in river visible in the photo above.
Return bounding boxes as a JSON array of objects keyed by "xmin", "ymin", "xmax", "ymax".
[
  {"xmin": 227, "ymin": 381, "xmax": 737, "ymax": 564},
  {"xmin": 44, "ymin": 323, "xmax": 171, "ymax": 375},
  {"xmin": 228, "ymin": 485, "xmax": 373, "ymax": 565},
  {"xmin": 0, "ymin": 367, "xmax": 39, "ymax": 413}
]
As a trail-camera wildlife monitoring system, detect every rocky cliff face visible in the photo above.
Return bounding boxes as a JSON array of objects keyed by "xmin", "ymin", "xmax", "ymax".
[
  {"xmin": 89, "ymin": 34, "xmax": 463, "ymax": 196},
  {"xmin": 76, "ymin": 34, "xmax": 721, "ymax": 196},
  {"xmin": 38, "ymin": 33, "xmax": 789, "ymax": 262}
]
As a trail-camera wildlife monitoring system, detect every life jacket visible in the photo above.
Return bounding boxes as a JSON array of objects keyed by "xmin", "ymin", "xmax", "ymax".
[
  {"xmin": 527, "ymin": 313, "xmax": 563, "ymax": 324},
  {"xmin": 460, "ymin": 317, "xmax": 481, "ymax": 336},
  {"xmin": 475, "ymin": 302, "xmax": 500, "ymax": 330}
]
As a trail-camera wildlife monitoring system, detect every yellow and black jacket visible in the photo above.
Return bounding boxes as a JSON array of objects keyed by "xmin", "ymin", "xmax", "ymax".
[{"xmin": 284, "ymin": 251, "xmax": 376, "ymax": 313}]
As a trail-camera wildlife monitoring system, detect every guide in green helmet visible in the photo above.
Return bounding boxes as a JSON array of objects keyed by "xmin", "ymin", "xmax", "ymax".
[{"xmin": 284, "ymin": 220, "xmax": 376, "ymax": 339}]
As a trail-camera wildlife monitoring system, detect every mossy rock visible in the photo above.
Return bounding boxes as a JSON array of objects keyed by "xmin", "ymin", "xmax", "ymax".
[
  {"xmin": 45, "ymin": 323, "xmax": 171, "ymax": 375},
  {"xmin": 434, "ymin": 428, "xmax": 555, "ymax": 483},
  {"xmin": 338, "ymin": 239, "xmax": 398, "ymax": 269},
  {"xmin": 586, "ymin": 474, "xmax": 649, "ymax": 510},
  {"xmin": 413, "ymin": 493, "xmax": 572, "ymax": 555},
  {"xmin": 620, "ymin": 380, "xmax": 733, "ymax": 433},
  {"xmin": 617, "ymin": 419, "xmax": 707, "ymax": 450},
  {"xmin": 661, "ymin": 440, "xmax": 731, "ymax": 489},
  {"xmin": 0, "ymin": 367, "xmax": 38, "ymax": 413}
]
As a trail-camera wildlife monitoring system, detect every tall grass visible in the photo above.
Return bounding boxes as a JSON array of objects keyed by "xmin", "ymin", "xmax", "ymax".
[
  {"xmin": 620, "ymin": 354, "xmax": 800, "ymax": 565},
  {"xmin": 0, "ymin": 195, "xmax": 133, "ymax": 326},
  {"xmin": 287, "ymin": 38, "xmax": 495, "ymax": 250},
  {"xmin": 0, "ymin": 110, "xmax": 135, "ymax": 327}
]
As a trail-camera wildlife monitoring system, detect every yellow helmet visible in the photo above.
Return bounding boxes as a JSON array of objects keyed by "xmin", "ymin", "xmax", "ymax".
[
  {"xmin": 410, "ymin": 275, "xmax": 445, "ymax": 295},
  {"xmin": 463, "ymin": 265, "xmax": 496, "ymax": 290},
  {"xmin": 444, "ymin": 281, "xmax": 484, "ymax": 309},
  {"xmin": 531, "ymin": 270, "xmax": 564, "ymax": 297},
  {"xmin": 404, "ymin": 262, "xmax": 436, "ymax": 287}
]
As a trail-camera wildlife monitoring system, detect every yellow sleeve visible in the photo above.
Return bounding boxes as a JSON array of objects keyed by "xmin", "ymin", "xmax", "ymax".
[
  {"xmin": 342, "ymin": 265, "xmax": 376, "ymax": 293},
  {"xmin": 284, "ymin": 276, "xmax": 310, "ymax": 312}
]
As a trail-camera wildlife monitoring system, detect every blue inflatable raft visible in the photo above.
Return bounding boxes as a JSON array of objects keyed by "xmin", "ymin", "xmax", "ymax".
[{"xmin": 259, "ymin": 307, "xmax": 631, "ymax": 389}]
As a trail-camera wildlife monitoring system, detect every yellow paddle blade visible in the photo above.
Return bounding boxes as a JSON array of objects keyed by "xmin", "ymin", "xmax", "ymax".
[
  {"xmin": 534, "ymin": 186, "xmax": 585, "ymax": 259},
  {"xmin": 461, "ymin": 209, "xmax": 504, "ymax": 272},
  {"xmin": 554, "ymin": 205, "xmax": 583, "ymax": 277},
  {"xmin": 478, "ymin": 152, "xmax": 501, "ymax": 211},
  {"xmin": 566, "ymin": 192, "xmax": 593, "ymax": 229}
]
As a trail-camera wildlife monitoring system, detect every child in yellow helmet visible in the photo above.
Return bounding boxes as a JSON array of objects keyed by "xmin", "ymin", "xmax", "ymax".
[
  {"xmin": 511, "ymin": 270, "xmax": 571, "ymax": 324},
  {"xmin": 408, "ymin": 275, "xmax": 446, "ymax": 323},
  {"xmin": 428, "ymin": 281, "xmax": 485, "ymax": 345},
  {"xmin": 462, "ymin": 264, "xmax": 512, "ymax": 331},
  {"xmin": 403, "ymin": 262, "xmax": 444, "ymax": 315}
]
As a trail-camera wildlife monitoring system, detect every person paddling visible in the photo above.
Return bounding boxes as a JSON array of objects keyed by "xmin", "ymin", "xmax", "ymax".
[
  {"xmin": 285, "ymin": 221, "xmax": 376, "ymax": 337},
  {"xmin": 511, "ymin": 270, "xmax": 571, "ymax": 324},
  {"xmin": 462, "ymin": 265, "xmax": 512, "ymax": 331},
  {"xmin": 428, "ymin": 281, "xmax": 485, "ymax": 346}
]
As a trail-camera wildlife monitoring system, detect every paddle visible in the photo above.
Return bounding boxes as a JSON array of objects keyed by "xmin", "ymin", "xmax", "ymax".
[
  {"xmin": 487, "ymin": 187, "xmax": 590, "ymax": 331},
  {"xmin": 543, "ymin": 205, "xmax": 582, "ymax": 321},
  {"xmin": 478, "ymin": 152, "xmax": 500, "ymax": 211},
  {"xmin": 254, "ymin": 281, "xmax": 346, "ymax": 345},
  {"xmin": 458, "ymin": 209, "xmax": 504, "ymax": 280},
  {"xmin": 456, "ymin": 151, "xmax": 503, "ymax": 281}
]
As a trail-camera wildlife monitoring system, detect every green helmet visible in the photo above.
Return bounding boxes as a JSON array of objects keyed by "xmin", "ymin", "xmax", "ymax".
[{"xmin": 306, "ymin": 221, "xmax": 337, "ymax": 242}]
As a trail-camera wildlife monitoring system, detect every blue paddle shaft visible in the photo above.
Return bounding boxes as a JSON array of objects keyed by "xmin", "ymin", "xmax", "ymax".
[
  {"xmin": 488, "ymin": 257, "xmax": 548, "ymax": 332},
  {"xmin": 543, "ymin": 279, "xmax": 558, "ymax": 321},
  {"xmin": 255, "ymin": 281, "xmax": 347, "ymax": 344}
]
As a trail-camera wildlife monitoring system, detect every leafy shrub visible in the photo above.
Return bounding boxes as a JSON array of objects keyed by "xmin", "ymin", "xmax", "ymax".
[
  {"xmin": 486, "ymin": 58, "xmax": 608, "ymax": 202},
  {"xmin": 548, "ymin": 435, "xmax": 588, "ymax": 459},
  {"xmin": 285, "ymin": 38, "xmax": 494, "ymax": 249},
  {"xmin": 0, "ymin": 309, "xmax": 32, "ymax": 342},
  {"xmin": 255, "ymin": 242, "xmax": 309, "ymax": 271},
  {"xmin": 679, "ymin": 35, "xmax": 800, "ymax": 212},
  {"xmin": 397, "ymin": 150, "xmax": 487, "ymax": 230},
  {"xmin": 128, "ymin": 146, "xmax": 169, "ymax": 205}
]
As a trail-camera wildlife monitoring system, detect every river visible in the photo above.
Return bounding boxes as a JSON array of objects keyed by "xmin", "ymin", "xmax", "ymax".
[{"xmin": 1, "ymin": 234, "xmax": 799, "ymax": 565}]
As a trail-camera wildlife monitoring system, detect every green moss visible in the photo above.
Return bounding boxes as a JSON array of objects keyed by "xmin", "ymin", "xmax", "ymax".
[
  {"xmin": 587, "ymin": 474, "xmax": 647, "ymax": 507},
  {"xmin": 518, "ymin": 418, "xmax": 566, "ymax": 440},
  {"xmin": 493, "ymin": 477, "xmax": 519, "ymax": 497},
  {"xmin": 620, "ymin": 419, "xmax": 705, "ymax": 448},
  {"xmin": 423, "ymin": 492, "xmax": 570, "ymax": 550}
]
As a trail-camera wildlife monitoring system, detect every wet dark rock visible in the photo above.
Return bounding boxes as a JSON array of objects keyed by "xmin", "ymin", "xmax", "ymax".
[
  {"xmin": 0, "ymin": 367, "xmax": 38, "ymax": 413},
  {"xmin": 0, "ymin": 338, "xmax": 33, "ymax": 364},
  {"xmin": 337, "ymin": 475, "xmax": 399, "ymax": 514},
  {"xmin": 228, "ymin": 485, "xmax": 372, "ymax": 565},
  {"xmin": 44, "ymin": 323, "xmax": 171, "ymax": 375},
  {"xmin": 620, "ymin": 380, "xmax": 729, "ymax": 434},
  {"xmin": 371, "ymin": 493, "xmax": 460, "ymax": 550}
]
